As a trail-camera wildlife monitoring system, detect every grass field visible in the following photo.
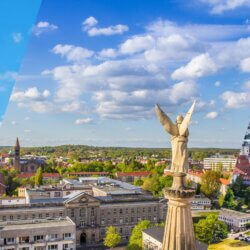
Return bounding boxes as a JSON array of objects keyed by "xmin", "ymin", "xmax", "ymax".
[{"xmin": 208, "ymin": 239, "xmax": 250, "ymax": 249}]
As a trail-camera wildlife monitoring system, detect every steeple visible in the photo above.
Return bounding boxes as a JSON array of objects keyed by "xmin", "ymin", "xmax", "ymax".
[
  {"xmin": 15, "ymin": 137, "xmax": 20, "ymax": 149},
  {"xmin": 241, "ymin": 122, "xmax": 250, "ymax": 157},
  {"xmin": 14, "ymin": 137, "xmax": 20, "ymax": 171}
]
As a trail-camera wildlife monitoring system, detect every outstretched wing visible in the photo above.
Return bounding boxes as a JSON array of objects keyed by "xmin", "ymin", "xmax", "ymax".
[
  {"xmin": 179, "ymin": 100, "xmax": 196, "ymax": 136},
  {"xmin": 155, "ymin": 104, "xmax": 178, "ymax": 136}
]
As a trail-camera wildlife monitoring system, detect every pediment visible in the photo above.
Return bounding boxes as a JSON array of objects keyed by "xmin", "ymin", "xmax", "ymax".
[{"xmin": 64, "ymin": 191, "xmax": 99, "ymax": 205}]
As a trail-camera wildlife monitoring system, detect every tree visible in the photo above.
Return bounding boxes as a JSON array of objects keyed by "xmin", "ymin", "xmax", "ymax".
[
  {"xmin": 231, "ymin": 176, "xmax": 245, "ymax": 197},
  {"xmin": 35, "ymin": 167, "xmax": 43, "ymax": 186},
  {"xmin": 128, "ymin": 220, "xmax": 151, "ymax": 250},
  {"xmin": 134, "ymin": 178, "xmax": 144, "ymax": 186},
  {"xmin": 222, "ymin": 188, "xmax": 236, "ymax": 209},
  {"xmin": 195, "ymin": 214, "xmax": 228, "ymax": 244},
  {"xmin": 200, "ymin": 170, "xmax": 221, "ymax": 198},
  {"xmin": 218, "ymin": 194, "xmax": 224, "ymax": 207},
  {"xmin": 103, "ymin": 226, "xmax": 121, "ymax": 249}
]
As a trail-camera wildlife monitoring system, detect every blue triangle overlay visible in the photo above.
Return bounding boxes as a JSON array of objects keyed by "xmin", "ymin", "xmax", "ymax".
[{"xmin": 0, "ymin": 0, "xmax": 42, "ymax": 121}]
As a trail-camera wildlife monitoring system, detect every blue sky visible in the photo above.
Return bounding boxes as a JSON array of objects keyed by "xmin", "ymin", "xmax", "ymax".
[
  {"xmin": 0, "ymin": 0, "xmax": 42, "ymax": 121},
  {"xmin": 1, "ymin": 0, "xmax": 250, "ymax": 148}
]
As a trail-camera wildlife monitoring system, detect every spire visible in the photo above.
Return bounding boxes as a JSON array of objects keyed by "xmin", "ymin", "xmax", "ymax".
[{"xmin": 15, "ymin": 137, "xmax": 20, "ymax": 149}]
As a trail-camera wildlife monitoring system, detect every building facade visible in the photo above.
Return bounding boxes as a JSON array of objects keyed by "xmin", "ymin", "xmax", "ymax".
[
  {"xmin": 0, "ymin": 217, "xmax": 76, "ymax": 250},
  {"xmin": 0, "ymin": 177, "xmax": 166, "ymax": 249},
  {"xmin": 219, "ymin": 208, "xmax": 250, "ymax": 231},
  {"xmin": 203, "ymin": 156, "xmax": 236, "ymax": 171}
]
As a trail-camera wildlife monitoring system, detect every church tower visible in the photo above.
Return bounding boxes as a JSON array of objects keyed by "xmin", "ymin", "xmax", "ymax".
[
  {"xmin": 241, "ymin": 122, "xmax": 250, "ymax": 158},
  {"xmin": 14, "ymin": 137, "xmax": 20, "ymax": 171}
]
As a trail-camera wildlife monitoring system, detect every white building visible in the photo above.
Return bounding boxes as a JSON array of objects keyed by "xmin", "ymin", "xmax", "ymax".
[
  {"xmin": 191, "ymin": 195, "xmax": 211, "ymax": 210},
  {"xmin": 203, "ymin": 156, "xmax": 236, "ymax": 171},
  {"xmin": 219, "ymin": 208, "xmax": 250, "ymax": 231},
  {"xmin": 0, "ymin": 217, "xmax": 76, "ymax": 250}
]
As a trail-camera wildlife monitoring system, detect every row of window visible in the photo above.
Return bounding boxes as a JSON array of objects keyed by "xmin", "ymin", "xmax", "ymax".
[
  {"xmin": 101, "ymin": 215, "xmax": 157, "ymax": 225},
  {"xmin": 101, "ymin": 206, "xmax": 157, "ymax": 216},
  {"xmin": 4, "ymin": 233, "xmax": 72, "ymax": 245},
  {"xmin": 0, "ymin": 211, "xmax": 64, "ymax": 221}
]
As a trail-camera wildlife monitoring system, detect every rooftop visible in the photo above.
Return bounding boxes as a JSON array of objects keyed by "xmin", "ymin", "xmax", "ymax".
[
  {"xmin": 143, "ymin": 227, "xmax": 207, "ymax": 250},
  {"xmin": 220, "ymin": 208, "xmax": 250, "ymax": 219},
  {"xmin": 0, "ymin": 217, "xmax": 75, "ymax": 231}
]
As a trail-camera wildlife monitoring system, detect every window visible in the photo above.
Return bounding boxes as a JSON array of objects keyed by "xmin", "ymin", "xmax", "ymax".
[
  {"xmin": 10, "ymin": 215, "xmax": 13, "ymax": 220},
  {"xmin": 91, "ymin": 208, "xmax": 95, "ymax": 216},
  {"xmin": 119, "ymin": 218, "xmax": 123, "ymax": 224},
  {"xmin": 63, "ymin": 233, "xmax": 71, "ymax": 239},
  {"xmin": 50, "ymin": 234, "xmax": 58, "ymax": 240},
  {"xmin": 19, "ymin": 248, "xmax": 29, "ymax": 250},
  {"xmin": 5, "ymin": 237, "xmax": 15, "ymax": 245},
  {"xmin": 101, "ymin": 219, "xmax": 105, "ymax": 225},
  {"xmin": 3, "ymin": 216, "xmax": 6, "ymax": 221},
  {"xmin": 48, "ymin": 245, "xmax": 58, "ymax": 250},
  {"xmin": 119, "ymin": 209, "xmax": 123, "ymax": 214},
  {"xmin": 32, "ymin": 214, "xmax": 36, "ymax": 219},
  {"xmin": 119, "ymin": 228, "xmax": 123, "ymax": 234},
  {"xmin": 113, "ymin": 208, "xmax": 117, "ymax": 215},
  {"xmin": 17, "ymin": 215, "xmax": 21, "ymax": 220},
  {"xmin": 59, "ymin": 211, "xmax": 63, "ymax": 217},
  {"xmin": 63, "ymin": 244, "xmax": 69, "ymax": 250},
  {"xmin": 39, "ymin": 214, "xmax": 43, "ymax": 218},
  {"xmin": 71, "ymin": 209, "xmax": 74, "ymax": 217},
  {"xmin": 54, "ymin": 192, "xmax": 61, "ymax": 197},
  {"xmin": 46, "ymin": 213, "xmax": 50, "ymax": 218},
  {"xmin": 101, "ymin": 228, "xmax": 105, "ymax": 236},
  {"xmin": 34, "ymin": 235, "xmax": 44, "ymax": 242},
  {"xmin": 113, "ymin": 218, "xmax": 117, "ymax": 224},
  {"xmin": 35, "ymin": 247, "xmax": 46, "ymax": 250},
  {"xmin": 91, "ymin": 234, "xmax": 95, "ymax": 242},
  {"xmin": 19, "ymin": 236, "xmax": 29, "ymax": 243},
  {"xmin": 80, "ymin": 208, "xmax": 85, "ymax": 217},
  {"xmin": 80, "ymin": 221, "xmax": 85, "ymax": 227}
]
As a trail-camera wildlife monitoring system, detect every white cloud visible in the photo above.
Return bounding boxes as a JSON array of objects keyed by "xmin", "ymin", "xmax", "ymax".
[
  {"xmin": 243, "ymin": 80, "xmax": 250, "ymax": 90},
  {"xmin": 82, "ymin": 16, "xmax": 98, "ymax": 29},
  {"xmin": 12, "ymin": 32, "xmax": 22, "ymax": 43},
  {"xmin": 98, "ymin": 48, "xmax": 117, "ymax": 58},
  {"xmin": 214, "ymin": 81, "xmax": 221, "ymax": 87},
  {"xmin": 33, "ymin": 21, "xmax": 58, "ymax": 36},
  {"xmin": 240, "ymin": 57, "xmax": 250, "ymax": 72},
  {"xmin": 120, "ymin": 35, "xmax": 155, "ymax": 54},
  {"xmin": 87, "ymin": 24, "xmax": 128, "ymax": 36},
  {"xmin": 200, "ymin": 0, "xmax": 250, "ymax": 14},
  {"xmin": 171, "ymin": 53, "xmax": 217, "ymax": 80},
  {"xmin": 11, "ymin": 87, "xmax": 50, "ymax": 102},
  {"xmin": 205, "ymin": 111, "xmax": 218, "ymax": 119},
  {"xmin": 52, "ymin": 44, "xmax": 94, "ymax": 62},
  {"xmin": 82, "ymin": 16, "xmax": 128, "ymax": 36},
  {"xmin": 75, "ymin": 118, "xmax": 93, "ymax": 125},
  {"xmin": 221, "ymin": 91, "xmax": 250, "ymax": 108}
]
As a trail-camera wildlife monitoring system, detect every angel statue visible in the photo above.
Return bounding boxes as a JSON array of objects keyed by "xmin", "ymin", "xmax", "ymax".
[{"xmin": 155, "ymin": 101, "xmax": 196, "ymax": 173}]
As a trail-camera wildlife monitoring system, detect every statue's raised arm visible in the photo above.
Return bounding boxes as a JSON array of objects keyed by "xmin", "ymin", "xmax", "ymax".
[{"xmin": 155, "ymin": 104, "xmax": 178, "ymax": 136}]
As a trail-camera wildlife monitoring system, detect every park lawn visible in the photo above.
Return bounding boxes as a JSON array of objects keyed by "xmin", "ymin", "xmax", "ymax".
[
  {"xmin": 208, "ymin": 239, "xmax": 250, "ymax": 250},
  {"xmin": 245, "ymin": 231, "xmax": 250, "ymax": 236}
]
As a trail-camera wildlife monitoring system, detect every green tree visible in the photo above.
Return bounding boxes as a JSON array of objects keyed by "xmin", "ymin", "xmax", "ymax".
[
  {"xmin": 200, "ymin": 170, "xmax": 221, "ymax": 198},
  {"xmin": 195, "ymin": 214, "xmax": 228, "ymax": 244},
  {"xmin": 35, "ymin": 167, "xmax": 43, "ymax": 186},
  {"xmin": 128, "ymin": 220, "xmax": 151, "ymax": 250},
  {"xmin": 222, "ymin": 188, "xmax": 236, "ymax": 209},
  {"xmin": 231, "ymin": 176, "xmax": 245, "ymax": 197},
  {"xmin": 134, "ymin": 178, "xmax": 144, "ymax": 186},
  {"xmin": 218, "ymin": 194, "xmax": 224, "ymax": 207},
  {"xmin": 103, "ymin": 226, "xmax": 121, "ymax": 249}
]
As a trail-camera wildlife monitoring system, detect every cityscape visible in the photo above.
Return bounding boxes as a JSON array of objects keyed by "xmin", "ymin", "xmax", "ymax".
[{"xmin": 1, "ymin": 0, "xmax": 250, "ymax": 250}]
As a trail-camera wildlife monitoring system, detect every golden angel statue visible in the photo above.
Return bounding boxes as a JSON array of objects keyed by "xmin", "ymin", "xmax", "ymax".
[{"xmin": 155, "ymin": 101, "xmax": 196, "ymax": 173}]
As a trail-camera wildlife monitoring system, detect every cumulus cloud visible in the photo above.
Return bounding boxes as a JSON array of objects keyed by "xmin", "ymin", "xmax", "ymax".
[
  {"xmin": 205, "ymin": 111, "xmax": 218, "ymax": 119},
  {"xmin": 200, "ymin": 0, "xmax": 250, "ymax": 14},
  {"xmin": 12, "ymin": 32, "xmax": 22, "ymax": 43},
  {"xmin": 240, "ymin": 57, "xmax": 250, "ymax": 72},
  {"xmin": 33, "ymin": 21, "xmax": 58, "ymax": 36},
  {"xmin": 52, "ymin": 44, "xmax": 94, "ymax": 62},
  {"xmin": 75, "ymin": 118, "xmax": 93, "ymax": 125},
  {"xmin": 221, "ymin": 91, "xmax": 250, "ymax": 108},
  {"xmin": 98, "ymin": 48, "xmax": 117, "ymax": 58},
  {"xmin": 82, "ymin": 16, "xmax": 98, "ymax": 29},
  {"xmin": 171, "ymin": 53, "xmax": 217, "ymax": 80},
  {"xmin": 82, "ymin": 16, "xmax": 128, "ymax": 36},
  {"xmin": 120, "ymin": 35, "xmax": 155, "ymax": 54}
]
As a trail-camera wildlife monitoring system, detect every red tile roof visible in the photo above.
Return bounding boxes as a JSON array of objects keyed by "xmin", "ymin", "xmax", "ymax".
[
  {"xmin": 187, "ymin": 170, "xmax": 204, "ymax": 177},
  {"xmin": 69, "ymin": 172, "xmax": 109, "ymax": 175},
  {"xmin": 17, "ymin": 173, "xmax": 61, "ymax": 178},
  {"xmin": 220, "ymin": 178, "xmax": 230, "ymax": 186},
  {"xmin": 116, "ymin": 171, "xmax": 151, "ymax": 177},
  {"xmin": 164, "ymin": 171, "xmax": 173, "ymax": 176}
]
